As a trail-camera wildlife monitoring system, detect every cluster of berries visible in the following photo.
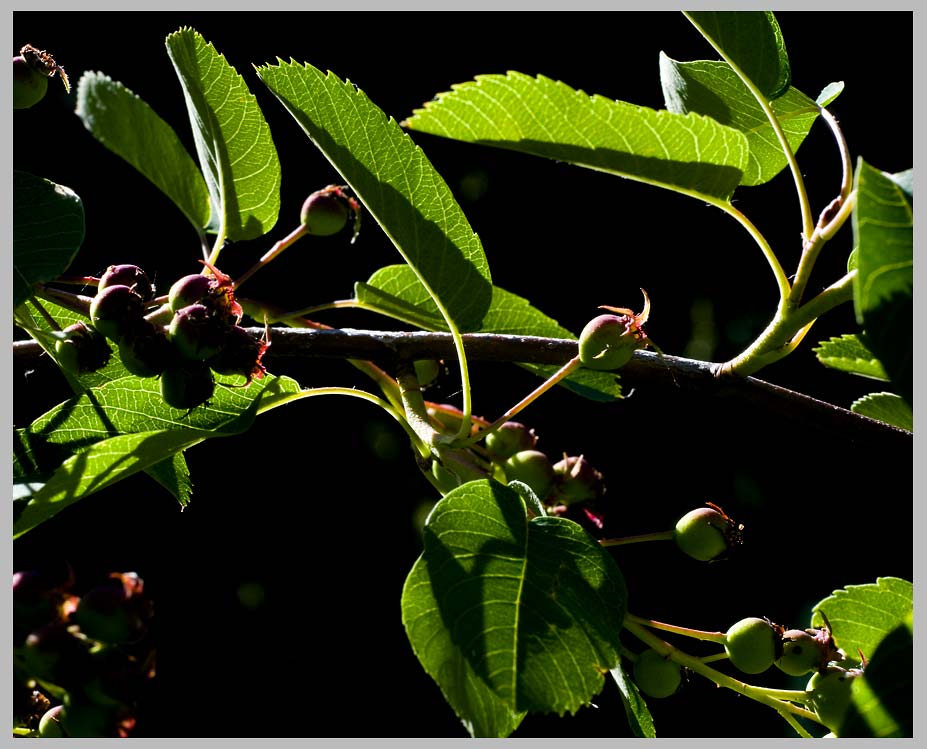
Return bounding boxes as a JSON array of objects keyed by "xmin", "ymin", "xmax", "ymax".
[
  {"xmin": 58, "ymin": 263, "xmax": 266, "ymax": 411},
  {"xmin": 13, "ymin": 567, "xmax": 155, "ymax": 738}
]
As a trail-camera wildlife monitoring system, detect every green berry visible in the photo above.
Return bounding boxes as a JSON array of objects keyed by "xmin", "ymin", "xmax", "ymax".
[
  {"xmin": 38, "ymin": 705, "xmax": 67, "ymax": 737},
  {"xmin": 724, "ymin": 617, "xmax": 779, "ymax": 674},
  {"xmin": 807, "ymin": 667, "xmax": 862, "ymax": 731},
  {"xmin": 484, "ymin": 421, "xmax": 537, "ymax": 461},
  {"xmin": 633, "ymin": 649, "xmax": 681, "ymax": 698},
  {"xmin": 90, "ymin": 285, "xmax": 145, "ymax": 343},
  {"xmin": 160, "ymin": 361, "xmax": 215, "ymax": 411},
  {"xmin": 300, "ymin": 189, "xmax": 350, "ymax": 236},
  {"xmin": 55, "ymin": 322, "xmax": 112, "ymax": 374},
  {"xmin": 13, "ymin": 54, "xmax": 48, "ymax": 109},
  {"xmin": 776, "ymin": 629, "xmax": 826, "ymax": 676},
  {"xmin": 578, "ymin": 314, "xmax": 643, "ymax": 370},
  {"xmin": 502, "ymin": 450, "xmax": 555, "ymax": 500},
  {"xmin": 673, "ymin": 505, "xmax": 740, "ymax": 561}
]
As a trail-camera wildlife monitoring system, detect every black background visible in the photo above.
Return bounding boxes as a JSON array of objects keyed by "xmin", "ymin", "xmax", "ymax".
[{"xmin": 12, "ymin": 11, "xmax": 913, "ymax": 738}]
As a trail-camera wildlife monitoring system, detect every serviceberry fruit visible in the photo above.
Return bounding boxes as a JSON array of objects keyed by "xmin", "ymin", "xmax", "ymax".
[
  {"xmin": 502, "ymin": 449, "xmax": 555, "ymax": 500},
  {"xmin": 169, "ymin": 303, "xmax": 230, "ymax": 361},
  {"xmin": 578, "ymin": 289, "xmax": 652, "ymax": 370},
  {"xmin": 55, "ymin": 322, "xmax": 112, "ymax": 374},
  {"xmin": 74, "ymin": 584, "xmax": 141, "ymax": 645},
  {"xmin": 98, "ymin": 264, "xmax": 153, "ymax": 301},
  {"xmin": 776, "ymin": 628, "xmax": 831, "ymax": 676},
  {"xmin": 90, "ymin": 285, "xmax": 146, "ymax": 343},
  {"xmin": 551, "ymin": 454, "xmax": 603, "ymax": 505},
  {"xmin": 13, "ymin": 52, "xmax": 48, "ymax": 109},
  {"xmin": 673, "ymin": 504, "xmax": 743, "ymax": 561},
  {"xmin": 807, "ymin": 666, "xmax": 863, "ymax": 731},
  {"xmin": 633, "ymin": 649, "xmax": 682, "ymax": 698},
  {"xmin": 205, "ymin": 325, "xmax": 267, "ymax": 383},
  {"xmin": 22, "ymin": 622, "xmax": 93, "ymax": 686},
  {"xmin": 38, "ymin": 705, "xmax": 67, "ymax": 738},
  {"xmin": 168, "ymin": 273, "xmax": 213, "ymax": 313},
  {"xmin": 117, "ymin": 321, "xmax": 174, "ymax": 378},
  {"xmin": 160, "ymin": 361, "xmax": 215, "ymax": 411},
  {"xmin": 300, "ymin": 187, "xmax": 350, "ymax": 236},
  {"xmin": 724, "ymin": 617, "xmax": 780, "ymax": 674},
  {"xmin": 484, "ymin": 421, "xmax": 538, "ymax": 461}
]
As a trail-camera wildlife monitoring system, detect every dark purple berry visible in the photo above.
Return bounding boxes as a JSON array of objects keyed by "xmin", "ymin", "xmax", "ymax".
[
  {"xmin": 168, "ymin": 304, "xmax": 230, "ymax": 361},
  {"xmin": 90, "ymin": 285, "xmax": 145, "ymax": 343},
  {"xmin": 160, "ymin": 361, "xmax": 215, "ymax": 410},
  {"xmin": 99, "ymin": 264, "xmax": 153, "ymax": 301},
  {"xmin": 168, "ymin": 273, "xmax": 213, "ymax": 313},
  {"xmin": 117, "ymin": 320, "xmax": 174, "ymax": 378},
  {"xmin": 551, "ymin": 454, "xmax": 603, "ymax": 505}
]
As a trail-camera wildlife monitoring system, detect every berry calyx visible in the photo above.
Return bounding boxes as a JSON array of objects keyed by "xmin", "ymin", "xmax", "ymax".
[
  {"xmin": 724, "ymin": 617, "xmax": 780, "ymax": 674},
  {"xmin": 502, "ymin": 449, "xmax": 555, "ymax": 500},
  {"xmin": 633, "ymin": 649, "xmax": 682, "ymax": 698},
  {"xmin": 89, "ymin": 285, "xmax": 146, "ymax": 343},
  {"xmin": 673, "ymin": 503, "xmax": 743, "ymax": 561}
]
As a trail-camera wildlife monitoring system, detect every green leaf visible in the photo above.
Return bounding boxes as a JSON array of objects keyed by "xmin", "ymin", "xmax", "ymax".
[
  {"xmin": 74, "ymin": 71, "xmax": 211, "ymax": 232},
  {"xmin": 684, "ymin": 11, "xmax": 791, "ymax": 99},
  {"xmin": 852, "ymin": 161, "xmax": 913, "ymax": 405},
  {"xmin": 810, "ymin": 577, "xmax": 913, "ymax": 663},
  {"xmin": 659, "ymin": 56, "xmax": 818, "ymax": 186},
  {"xmin": 610, "ymin": 660, "xmax": 657, "ymax": 738},
  {"xmin": 147, "ymin": 452, "xmax": 193, "ymax": 508},
  {"xmin": 813, "ymin": 334, "xmax": 889, "ymax": 381},
  {"xmin": 358, "ymin": 265, "xmax": 622, "ymax": 401},
  {"xmin": 402, "ymin": 480, "xmax": 627, "ymax": 725},
  {"xmin": 13, "ymin": 171, "xmax": 85, "ymax": 307},
  {"xmin": 12, "ymin": 373, "xmax": 302, "ymax": 537},
  {"xmin": 816, "ymin": 82, "xmax": 844, "ymax": 107},
  {"xmin": 404, "ymin": 72, "xmax": 748, "ymax": 203},
  {"xmin": 838, "ymin": 611, "xmax": 912, "ymax": 737},
  {"xmin": 165, "ymin": 28, "xmax": 281, "ymax": 241},
  {"xmin": 257, "ymin": 60, "xmax": 492, "ymax": 332},
  {"xmin": 851, "ymin": 393, "xmax": 912, "ymax": 432}
]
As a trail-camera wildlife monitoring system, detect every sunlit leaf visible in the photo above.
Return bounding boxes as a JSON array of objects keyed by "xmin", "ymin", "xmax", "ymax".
[
  {"xmin": 851, "ymin": 393, "xmax": 912, "ymax": 432},
  {"xmin": 75, "ymin": 71, "xmax": 211, "ymax": 231},
  {"xmin": 660, "ymin": 56, "xmax": 818, "ymax": 186},
  {"xmin": 165, "ymin": 28, "xmax": 281, "ymax": 240},
  {"xmin": 257, "ymin": 60, "xmax": 492, "ymax": 332},
  {"xmin": 13, "ymin": 171, "xmax": 84, "ymax": 307},
  {"xmin": 402, "ymin": 480, "xmax": 627, "ymax": 726},
  {"xmin": 684, "ymin": 11, "xmax": 791, "ymax": 99},
  {"xmin": 404, "ymin": 72, "xmax": 748, "ymax": 203},
  {"xmin": 852, "ymin": 161, "xmax": 912, "ymax": 405},
  {"xmin": 813, "ymin": 334, "xmax": 889, "ymax": 381}
]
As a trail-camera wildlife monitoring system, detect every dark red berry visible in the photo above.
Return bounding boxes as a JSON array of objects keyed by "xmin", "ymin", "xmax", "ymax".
[
  {"xmin": 99, "ymin": 264, "xmax": 153, "ymax": 302},
  {"xmin": 168, "ymin": 273, "xmax": 213, "ymax": 313},
  {"xmin": 90, "ymin": 285, "xmax": 146, "ymax": 344},
  {"xmin": 117, "ymin": 320, "xmax": 174, "ymax": 377},
  {"xmin": 168, "ymin": 304, "xmax": 230, "ymax": 361}
]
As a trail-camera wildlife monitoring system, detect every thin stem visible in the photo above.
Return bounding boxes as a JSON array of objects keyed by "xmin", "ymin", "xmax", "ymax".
[
  {"xmin": 28, "ymin": 297, "xmax": 62, "ymax": 331},
  {"xmin": 454, "ymin": 356, "xmax": 583, "ymax": 449},
  {"xmin": 233, "ymin": 223, "xmax": 308, "ymax": 292},
  {"xmin": 625, "ymin": 612, "xmax": 727, "ymax": 644},
  {"xmin": 819, "ymin": 106, "xmax": 854, "ymax": 202},
  {"xmin": 623, "ymin": 618, "xmax": 822, "ymax": 732},
  {"xmin": 598, "ymin": 530, "xmax": 674, "ymax": 548},
  {"xmin": 789, "ymin": 191, "xmax": 856, "ymax": 306}
]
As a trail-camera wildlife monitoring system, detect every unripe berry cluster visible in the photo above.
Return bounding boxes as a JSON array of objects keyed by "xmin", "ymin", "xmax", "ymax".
[
  {"xmin": 721, "ymin": 615, "xmax": 845, "ymax": 678},
  {"xmin": 76, "ymin": 264, "xmax": 267, "ymax": 411},
  {"xmin": 13, "ymin": 567, "xmax": 154, "ymax": 738}
]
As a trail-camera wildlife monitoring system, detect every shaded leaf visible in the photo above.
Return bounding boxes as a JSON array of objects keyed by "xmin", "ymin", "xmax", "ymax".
[
  {"xmin": 13, "ymin": 171, "xmax": 84, "ymax": 307},
  {"xmin": 684, "ymin": 11, "xmax": 791, "ymax": 99},
  {"xmin": 660, "ymin": 56, "xmax": 818, "ymax": 186},
  {"xmin": 13, "ymin": 374, "xmax": 302, "ymax": 537},
  {"xmin": 74, "ymin": 71, "xmax": 211, "ymax": 231},
  {"xmin": 611, "ymin": 660, "xmax": 657, "ymax": 738},
  {"xmin": 851, "ymin": 392, "xmax": 912, "ymax": 432},
  {"xmin": 402, "ymin": 480, "xmax": 627, "ymax": 722},
  {"xmin": 147, "ymin": 452, "xmax": 193, "ymax": 509},
  {"xmin": 852, "ymin": 161, "xmax": 912, "ymax": 405},
  {"xmin": 813, "ymin": 333, "xmax": 889, "ymax": 381},
  {"xmin": 257, "ymin": 60, "xmax": 492, "ymax": 332},
  {"xmin": 404, "ymin": 72, "xmax": 748, "ymax": 203},
  {"xmin": 838, "ymin": 611, "xmax": 912, "ymax": 738},
  {"xmin": 810, "ymin": 577, "xmax": 913, "ymax": 663},
  {"xmin": 358, "ymin": 265, "xmax": 621, "ymax": 401},
  {"xmin": 165, "ymin": 28, "xmax": 280, "ymax": 240}
]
